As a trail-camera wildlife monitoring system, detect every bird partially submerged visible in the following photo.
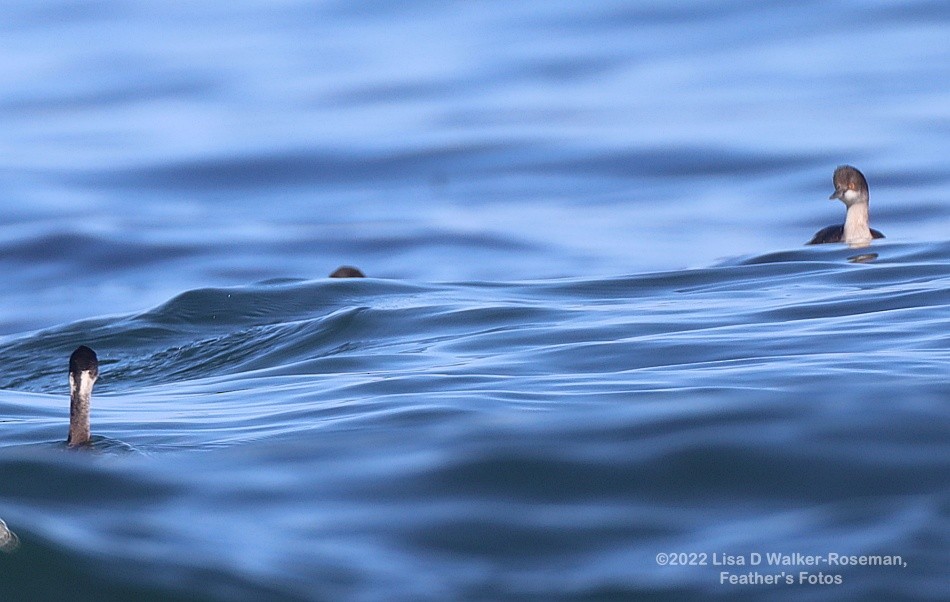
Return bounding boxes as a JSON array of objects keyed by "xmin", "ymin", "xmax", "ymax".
[
  {"xmin": 67, "ymin": 345, "xmax": 99, "ymax": 447},
  {"xmin": 329, "ymin": 266, "xmax": 365, "ymax": 278},
  {"xmin": 807, "ymin": 165, "xmax": 884, "ymax": 246}
]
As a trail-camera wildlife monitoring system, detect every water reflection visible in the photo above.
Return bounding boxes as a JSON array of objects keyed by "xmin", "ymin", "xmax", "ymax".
[{"xmin": 847, "ymin": 252, "xmax": 879, "ymax": 264}]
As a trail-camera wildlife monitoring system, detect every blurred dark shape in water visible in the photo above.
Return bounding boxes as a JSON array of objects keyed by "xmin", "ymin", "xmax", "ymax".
[{"xmin": 329, "ymin": 266, "xmax": 366, "ymax": 278}]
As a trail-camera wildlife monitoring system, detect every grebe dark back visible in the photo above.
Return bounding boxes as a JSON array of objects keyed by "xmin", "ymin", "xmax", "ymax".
[{"xmin": 329, "ymin": 266, "xmax": 365, "ymax": 278}]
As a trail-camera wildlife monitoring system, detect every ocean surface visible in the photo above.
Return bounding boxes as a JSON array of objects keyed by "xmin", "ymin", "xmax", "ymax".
[{"xmin": 1, "ymin": 1, "xmax": 948, "ymax": 601}]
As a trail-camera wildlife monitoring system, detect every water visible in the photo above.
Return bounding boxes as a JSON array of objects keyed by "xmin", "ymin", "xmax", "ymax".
[{"xmin": 1, "ymin": 1, "xmax": 948, "ymax": 600}]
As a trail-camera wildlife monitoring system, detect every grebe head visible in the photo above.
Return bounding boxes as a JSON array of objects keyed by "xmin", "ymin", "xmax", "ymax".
[
  {"xmin": 67, "ymin": 345, "xmax": 98, "ymax": 447},
  {"xmin": 829, "ymin": 165, "xmax": 869, "ymax": 207}
]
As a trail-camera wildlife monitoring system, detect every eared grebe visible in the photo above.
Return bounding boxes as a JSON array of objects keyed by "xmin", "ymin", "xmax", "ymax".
[
  {"xmin": 807, "ymin": 165, "xmax": 884, "ymax": 245},
  {"xmin": 67, "ymin": 345, "xmax": 99, "ymax": 447}
]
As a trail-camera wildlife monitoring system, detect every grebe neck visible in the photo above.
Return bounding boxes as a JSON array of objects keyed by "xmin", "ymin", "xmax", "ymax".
[{"xmin": 843, "ymin": 202, "xmax": 872, "ymax": 245}]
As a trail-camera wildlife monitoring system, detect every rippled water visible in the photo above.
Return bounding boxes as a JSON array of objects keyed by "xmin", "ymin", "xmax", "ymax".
[{"xmin": 1, "ymin": 1, "xmax": 948, "ymax": 601}]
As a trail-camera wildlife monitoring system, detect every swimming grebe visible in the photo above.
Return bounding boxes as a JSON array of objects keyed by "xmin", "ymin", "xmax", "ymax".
[
  {"xmin": 329, "ymin": 266, "xmax": 365, "ymax": 278},
  {"xmin": 807, "ymin": 165, "xmax": 884, "ymax": 245},
  {"xmin": 67, "ymin": 345, "xmax": 99, "ymax": 447}
]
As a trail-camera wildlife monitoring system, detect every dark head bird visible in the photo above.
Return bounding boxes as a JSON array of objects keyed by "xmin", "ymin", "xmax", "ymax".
[
  {"xmin": 67, "ymin": 345, "xmax": 99, "ymax": 447},
  {"xmin": 807, "ymin": 165, "xmax": 884, "ymax": 246},
  {"xmin": 329, "ymin": 266, "xmax": 365, "ymax": 278}
]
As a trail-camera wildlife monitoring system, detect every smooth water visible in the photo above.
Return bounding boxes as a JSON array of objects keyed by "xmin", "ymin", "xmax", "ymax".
[{"xmin": 1, "ymin": 1, "xmax": 948, "ymax": 601}]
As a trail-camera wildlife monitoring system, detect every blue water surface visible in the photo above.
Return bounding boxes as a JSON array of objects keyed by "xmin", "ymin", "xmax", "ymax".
[{"xmin": 0, "ymin": 1, "xmax": 948, "ymax": 601}]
